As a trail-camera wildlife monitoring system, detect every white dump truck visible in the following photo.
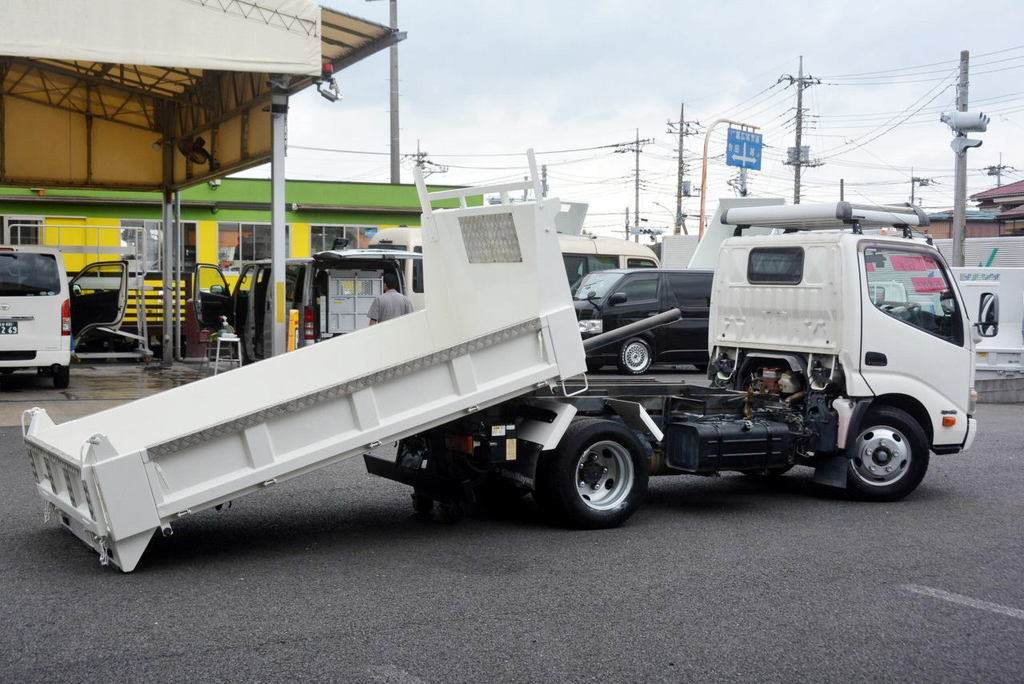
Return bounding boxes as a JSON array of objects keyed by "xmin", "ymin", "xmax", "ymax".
[{"xmin": 22, "ymin": 156, "xmax": 983, "ymax": 572}]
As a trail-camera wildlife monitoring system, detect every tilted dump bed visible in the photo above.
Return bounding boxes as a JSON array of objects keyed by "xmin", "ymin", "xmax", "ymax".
[{"xmin": 23, "ymin": 155, "xmax": 586, "ymax": 571}]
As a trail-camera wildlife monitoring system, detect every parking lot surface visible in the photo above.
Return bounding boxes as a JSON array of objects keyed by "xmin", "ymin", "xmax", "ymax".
[{"xmin": 0, "ymin": 365, "xmax": 1020, "ymax": 682}]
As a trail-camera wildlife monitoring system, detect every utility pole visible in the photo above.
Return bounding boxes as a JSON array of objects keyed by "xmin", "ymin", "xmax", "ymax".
[
  {"xmin": 624, "ymin": 207, "xmax": 630, "ymax": 241},
  {"xmin": 615, "ymin": 131, "xmax": 654, "ymax": 243},
  {"xmin": 408, "ymin": 139, "xmax": 447, "ymax": 177},
  {"xmin": 728, "ymin": 168, "xmax": 749, "ymax": 197},
  {"xmin": 910, "ymin": 167, "xmax": 932, "ymax": 205},
  {"xmin": 779, "ymin": 56, "xmax": 822, "ymax": 204},
  {"xmin": 667, "ymin": 103, "xmax": 699, "ymax": 234},
  {"xmin": 386, "ymin": 0, "xmax": 400, "ymax": 184},
  {"xmin": 985, "ymin": 153, "xmax": 1014, "ymax": 187},
  {"xmin": 942, "ymin": 50, "xmax": 989, "ymax": 268},
  {"xmin": 952, "ymin": 51, "xmax": 970, "ymax": 267}
]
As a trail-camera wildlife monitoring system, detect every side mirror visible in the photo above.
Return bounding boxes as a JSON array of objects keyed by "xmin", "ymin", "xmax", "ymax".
[
  {"xmin": 608, "ymin": 292, "xmax": 627, "ymax": 306},
  {"xmin": 977, "ymin": 292, "xmax": 999, "ymax": 338},
  {"xmin": 210, "ymin": 284, "xmax": 225, "ymax": 295}
]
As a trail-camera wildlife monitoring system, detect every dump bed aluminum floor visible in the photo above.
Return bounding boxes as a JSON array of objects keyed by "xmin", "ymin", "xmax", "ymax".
[{"xmin": 24, "ymin": 158, "xmax": 586, "ymax": 571}]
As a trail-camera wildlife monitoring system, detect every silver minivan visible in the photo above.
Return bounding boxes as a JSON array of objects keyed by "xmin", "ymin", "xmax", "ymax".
[{"xmin": 0, "ymin": 246, "xmax": 128, "ymax": 388}]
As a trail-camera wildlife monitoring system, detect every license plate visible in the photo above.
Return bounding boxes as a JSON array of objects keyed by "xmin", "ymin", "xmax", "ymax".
[{"xmin": 0, "ymin": 322, "xmax": 18, "ymax": 334}]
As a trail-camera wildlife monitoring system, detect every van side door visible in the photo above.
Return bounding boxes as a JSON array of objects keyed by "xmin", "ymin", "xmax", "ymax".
[
  {"xmin": 233, "ymin": 264, "xmax": 258, "ymax": 361},
  {"xmin": 192, "ymin": 264, "xmax": 232, "ymax": 328},
  {"xmin": 661, "ymin": 271, "xmax": 713, "ymax": 361},
  {"xmin": 69, "ymin": 261, "xmax": 129, "ymax": 339}
]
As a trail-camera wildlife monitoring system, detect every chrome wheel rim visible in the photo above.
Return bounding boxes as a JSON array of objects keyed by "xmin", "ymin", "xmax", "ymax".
[
  {"xmin": 575, "ymin": 440, "xmax": 635, "ymax": 511},
  {"xmin": 622, "ymin": 341, "xmax": 650, "ymax": 372},
  {"xmin": 851, "ymin": 425, "xmax": 911, "ymax": 487}
]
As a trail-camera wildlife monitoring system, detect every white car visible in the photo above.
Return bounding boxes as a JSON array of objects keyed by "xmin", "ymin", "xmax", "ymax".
[{"xmin": 0, "ymin": 246, "xmax": 127, "ymax": 388}]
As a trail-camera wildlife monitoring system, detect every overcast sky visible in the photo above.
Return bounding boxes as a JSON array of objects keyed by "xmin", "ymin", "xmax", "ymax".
[{"xmin": 257, "ymin": 1, "xmax": 1024, "ymax": 237}]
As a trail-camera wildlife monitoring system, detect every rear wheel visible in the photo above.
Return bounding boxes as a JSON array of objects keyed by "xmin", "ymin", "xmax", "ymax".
[
  {"xmin": 52, "ymin": 365, "xmax": 70, "ymax": 389},
  {"xmin": 534, "ymin": 417, "xmax": 649, "ymax": 529},
  {"xmin": 846, "ymin": 406, "xmax": 929, "ymax": 501},
  {"xmin": 617, "ymin": 338, "xmax": 653, "ymax": 375}
]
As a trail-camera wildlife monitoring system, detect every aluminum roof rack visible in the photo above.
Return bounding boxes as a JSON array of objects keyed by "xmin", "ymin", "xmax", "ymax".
[{"xmin": 721, "ymin": 201, "xmax": 930, "ymax": 237}]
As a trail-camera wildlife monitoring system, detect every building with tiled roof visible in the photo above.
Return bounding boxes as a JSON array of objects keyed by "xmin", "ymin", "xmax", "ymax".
[{"xmin": 969, "ymin": 180, "xmax": 1024, "ymax": 235}]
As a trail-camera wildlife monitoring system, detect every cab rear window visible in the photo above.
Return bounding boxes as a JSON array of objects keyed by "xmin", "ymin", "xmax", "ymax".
[
  {"xmin": 747, "ymin": 247, "xmax": 804, "ymax": 285},
  {"xmin": 0, "ymin": 252, "xmax": 61, "ymax": 296}
]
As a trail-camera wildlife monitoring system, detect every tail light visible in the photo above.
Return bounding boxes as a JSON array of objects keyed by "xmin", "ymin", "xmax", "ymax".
[
  {"xmin": 303, "ymin": 306, "xmax": 316, "ymax": 341},
  {"xmin": 61, "ymin": 299, "xmax": 71, "ymax": 336}
]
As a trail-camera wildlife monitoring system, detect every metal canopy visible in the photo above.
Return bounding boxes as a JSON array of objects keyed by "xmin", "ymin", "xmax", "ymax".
[{"xmin": 0, "ymin": 2, "xmax": 403, "ymax": 191}]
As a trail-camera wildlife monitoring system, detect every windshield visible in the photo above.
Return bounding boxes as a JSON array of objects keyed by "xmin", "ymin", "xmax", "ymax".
[
  {"xmin": 0, "ymin": 252, "xmax": 61, "ymax": 296},
  {"xmin": 574, "ymin": 272, "xmax": 623, "ymax": 300}
]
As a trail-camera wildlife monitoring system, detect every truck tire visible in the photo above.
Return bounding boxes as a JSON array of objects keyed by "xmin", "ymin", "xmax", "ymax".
[
  {"xmin": 618, "ymin": 338, "xmax": 653, "ymax": 374},
  {"xmin": 846, "ymin": 406, "xmax": 929, "ymax": 502},
  {"xmin": 534, "ymin": 417, "xmax": 649, "ymax": 529},
  {"xmin": 52, "ymin": 365, "xmax": 70, "ymax": 389}
]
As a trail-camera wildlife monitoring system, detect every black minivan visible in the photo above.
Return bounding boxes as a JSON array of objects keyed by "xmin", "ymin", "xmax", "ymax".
[{"xmin": 574, "ymin": 268, "xmax": 713, "ymax": 374}]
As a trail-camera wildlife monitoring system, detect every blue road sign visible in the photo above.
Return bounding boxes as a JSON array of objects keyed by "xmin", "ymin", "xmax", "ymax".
[{"xmin": 726, "ymin": 128, "xmax": 763, "ymax": 170}]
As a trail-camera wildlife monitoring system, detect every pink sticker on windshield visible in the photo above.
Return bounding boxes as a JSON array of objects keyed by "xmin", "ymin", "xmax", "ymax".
[
  {"xmin": 912, "ymin": 276, "xmax": 946, "ymax": 293},
  {"xmin": 890, "ymin": 255, "xmax": 930, "ymax": 271}
]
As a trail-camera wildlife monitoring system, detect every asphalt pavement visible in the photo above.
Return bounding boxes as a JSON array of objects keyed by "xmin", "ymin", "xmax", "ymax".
[{"xmin": 0, "ymin": 368, "xmax": 1021, "ymax": 682}]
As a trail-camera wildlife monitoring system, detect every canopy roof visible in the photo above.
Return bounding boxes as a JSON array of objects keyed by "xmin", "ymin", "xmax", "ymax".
[{"xmin": 0, "ymin": 1, "xmax": 402, "ymax": 191}]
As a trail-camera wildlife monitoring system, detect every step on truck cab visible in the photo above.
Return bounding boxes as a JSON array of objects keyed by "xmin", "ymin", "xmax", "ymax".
[{"xmin": 706, "ymin": 202, "xmax": 982, "ymax": 498}]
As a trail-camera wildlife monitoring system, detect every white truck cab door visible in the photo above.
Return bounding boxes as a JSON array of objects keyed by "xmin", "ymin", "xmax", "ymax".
[
  {"xmin": 858, "ymin": 245, "xmax": 973, "ymax": 446},
  {"xmin": 69, "ymin": 261, "xmax": 129, "ymax": 339}
]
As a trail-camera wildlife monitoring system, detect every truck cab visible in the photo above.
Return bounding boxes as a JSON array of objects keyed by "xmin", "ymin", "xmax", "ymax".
[{"xmin": 708, "ymin": 202, "xmax": 984, "ymax": 498}]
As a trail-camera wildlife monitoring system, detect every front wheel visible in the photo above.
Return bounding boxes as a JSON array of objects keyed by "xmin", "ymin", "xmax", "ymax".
[
  {"xmin": 617, "ymin": 338, "xmax": 653, "ymax": 375},
  {"xmin": 846, "ymin": 406, "xmax": 929, "ymax": 502},
  {"xmin": 534, "ymin": 417, "xmax": 649, "ymax": 529}
]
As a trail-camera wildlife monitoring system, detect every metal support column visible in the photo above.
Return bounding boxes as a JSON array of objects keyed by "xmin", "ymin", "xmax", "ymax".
[
  {"xmin": 161, "ymin": 191, "xmax": 174, "ymax": 368},
  {"xmin": 270, "ymin": 93, "xmax": 289, "ymax": 357},
  {"xmin": 173, "ymin": 191, "xmax": 183, "ymax": 361}
]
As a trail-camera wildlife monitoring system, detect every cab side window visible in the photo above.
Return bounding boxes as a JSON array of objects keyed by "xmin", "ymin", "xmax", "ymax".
[
  {"xmin": 615, "ymin": 276, "xmax": 658, "ymax": 304},
  {"xmin": 862, "ymin": 246, "xmax": 963, "ymax": 346}
]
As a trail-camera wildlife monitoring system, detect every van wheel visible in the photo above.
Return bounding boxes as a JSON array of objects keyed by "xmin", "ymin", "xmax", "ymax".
[
  {"xmin": 52, "ymin": 365, "xmax": 70, "ymax": 389},
  {"xmin": 618, "ymin": 338, "xmax": 652, "ymax": 374},
  {"xmin": 846, "ymin": 406, "xmax": 929, "ymax": 501},
  {"xmin": 534, "ymin": 417, "xmax": 649, "ymax": 529}
]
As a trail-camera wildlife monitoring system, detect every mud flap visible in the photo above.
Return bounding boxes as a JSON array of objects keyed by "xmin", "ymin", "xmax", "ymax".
[{"xmin": 813, "ymin": 454, "xmax": 849, "ymax": 489}]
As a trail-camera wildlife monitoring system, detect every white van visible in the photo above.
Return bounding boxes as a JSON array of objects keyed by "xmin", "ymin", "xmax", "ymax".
[
  {"xmin": 369, "ymin": 227, "xmax": 660, "ymax": 292},
  {"xmin": 0, "ymin": 246, "xmax": 128, "ymax": 388}
]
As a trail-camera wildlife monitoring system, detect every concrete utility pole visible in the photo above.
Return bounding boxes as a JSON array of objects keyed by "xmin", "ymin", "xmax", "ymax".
[
  {"xmin": 910, "ymin": 167, "xmax": 932, "ymax": 205},
  {"xmin": 952, "ymin": 50, "xmax": 970, "ymax": 267},
  {"xmin": 367, "ymin": 0, "xmax": 400, "ymax": 183},
  {"xmin": 985, "ymin": 154, "xmax": 1014, "ymax": 187},
  {"xmin": 409, "ymin": 140, "xmax": 447, "ymax": 177},
  {"xmin": 667, "ymin": 102, "xmax": 699, "ymax": 234},
  {"xmin": 386, "ymin": 0, "xmax": 400, "ymax": 184},
  {"xmin": 615, "ymin": 131, "xmax": 654, "ymax": 243},
  {"xmin": 779, "ymin": 56, "xmax": 822, "ymax": 204}
]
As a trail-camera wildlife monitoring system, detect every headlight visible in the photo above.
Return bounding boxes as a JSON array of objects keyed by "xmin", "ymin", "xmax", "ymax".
[{"xmin": 578, "ymin": 319, "xmax": 603, "ymax": 335}]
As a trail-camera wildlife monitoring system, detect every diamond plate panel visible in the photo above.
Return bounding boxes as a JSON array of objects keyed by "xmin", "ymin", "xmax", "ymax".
[{"xmin": 458, "ymin": 213, "xmax": 523, "ymax": 263}]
